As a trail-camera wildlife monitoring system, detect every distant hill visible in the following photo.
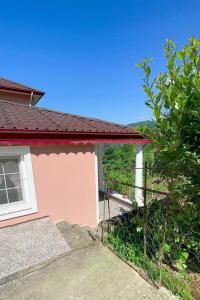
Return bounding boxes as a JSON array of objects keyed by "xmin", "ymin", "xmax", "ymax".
[{"xmin": 128, "ymin": 120, "xmax": 155, "ymax": 129}]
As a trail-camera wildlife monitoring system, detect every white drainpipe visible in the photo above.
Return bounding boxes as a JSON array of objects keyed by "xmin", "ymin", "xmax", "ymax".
[{"xmin": 29, "ymin": 92, "xmax": 34, "ymax": 106}]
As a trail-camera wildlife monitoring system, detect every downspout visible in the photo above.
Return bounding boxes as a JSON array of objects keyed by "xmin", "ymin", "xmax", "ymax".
[{"xmin": 29, "ymin": 92, "xmax": 34, "ymax": 106}]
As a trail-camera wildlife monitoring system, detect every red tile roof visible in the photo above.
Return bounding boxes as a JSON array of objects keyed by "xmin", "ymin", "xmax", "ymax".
[
  {"xmin": 0, "ymin": 100, "xmax": 149, "ymax": 145},
  {"xmin": 0, "ymin": 100, "xmax": 135, "ymax": 133},
  {"xmin": 0, "ymin": 77, "xmax": 44, "ymax": 96}
]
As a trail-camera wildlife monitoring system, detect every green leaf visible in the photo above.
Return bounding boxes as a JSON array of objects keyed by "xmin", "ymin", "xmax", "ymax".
[
  {"xmin": 176, "ymin": 260, "xmax": 187, "ymax": 271},
  {"xmin": 164, "ymin": 243, "xmax": 171, "ymax": 253},
  {"xmin": 175, "ymin": 236, "xmax": 180, "ymax": 243},
  {"xmin": 136, "ymin": 226, "xmax": 143, "ymax": 233},
  {"xmin": 179, "ymin": 251, "xmax": 189, "ymax": 261},
  {"xmin": 145, "ymin": 66, "xmax": 151, "ymax": 78},
  {"xmin": 167, "ymin": 53, "xmax": 176, "ymax": 70},
  {"xmin": 136, "ymin": 63, "xmax": 142, "ymax": 68},
  {"xmin": 177, "ymin": 50, "xmax": 185, "ymax": 60}
]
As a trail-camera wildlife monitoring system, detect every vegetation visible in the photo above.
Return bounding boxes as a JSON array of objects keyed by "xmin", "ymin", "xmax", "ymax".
[
  {"xmin": 104, "ymin": 37, "xmax": 200, "ymax": 299},
  {"xmin": 103, "ymin": 119, "xmax": 155, "ymax": 195},
  {"xmin": 107, "ymin": 236, "xmax": 194, "ymax": 299},
  {"xmin": 137, "ymin": 37, "xmax": 200, "ymax": 204},
  {"xmin": 103, "ymin": 143, "xmax": 155, "ymax": 195},
  {"xmin": 107, "ymin": 209, "xmax": 194, "ymax": 300}
]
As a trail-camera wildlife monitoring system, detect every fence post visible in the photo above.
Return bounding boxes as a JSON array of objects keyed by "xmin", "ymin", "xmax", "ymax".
[
  {"xmin": 158, "ymin": 202, "xmax": 169, "ymax": 288},
  {"xmin": 143, "ymin": 161, "xmax": 148, "ymax": 260}
]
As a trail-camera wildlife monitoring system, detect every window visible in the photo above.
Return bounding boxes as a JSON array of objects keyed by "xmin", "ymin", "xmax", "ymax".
[
  {"xmin": 0, "ymin": 158, "xmax": 23, "ymax": 205},
  {"xmin": 0, "ymin": 146, "xmax": 37, "ymax": 221}
]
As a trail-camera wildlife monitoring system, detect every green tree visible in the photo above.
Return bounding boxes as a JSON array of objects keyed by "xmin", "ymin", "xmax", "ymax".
[{"xmin": 137, "ymin": 37, "xmax": 200, "ymax": 203}]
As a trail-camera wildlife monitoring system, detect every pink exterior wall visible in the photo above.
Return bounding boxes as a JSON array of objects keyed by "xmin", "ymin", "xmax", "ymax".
[{"xmin": 0, "ymin": 144, "xmax": 98, "ymax": 228}]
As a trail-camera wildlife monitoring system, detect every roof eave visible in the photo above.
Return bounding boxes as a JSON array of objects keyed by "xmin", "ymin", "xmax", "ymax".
[
  {"xmin": 0, "ymin": 129, "xmax": 151, "ymax": 144},
  {"xmin": 0, "ymin": 138, "xmax": 151, "ymax": 146},
  {"xmin": 0, "ymin": 87, "xmax": 45, "ymax": 96},
  {"xmin": 0, "ymin": 128, "xmax": 139, "ymax": 135}
]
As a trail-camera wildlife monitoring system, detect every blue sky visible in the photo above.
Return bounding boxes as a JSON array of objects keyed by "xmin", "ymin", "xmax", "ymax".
[{"xmin": 0, "ymin": 1, "xmax": 199, "ymax": 124}]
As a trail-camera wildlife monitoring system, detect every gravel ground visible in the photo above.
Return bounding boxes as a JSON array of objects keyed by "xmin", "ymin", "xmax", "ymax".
[{"xmin": 0, "ymin": 217, "xmax": 70, "ymax": 281}]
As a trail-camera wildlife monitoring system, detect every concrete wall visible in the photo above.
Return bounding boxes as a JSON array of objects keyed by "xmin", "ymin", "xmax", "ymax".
[{"xmin": 0, "ymin": 144, "xmax": 98, "ymax": 228}]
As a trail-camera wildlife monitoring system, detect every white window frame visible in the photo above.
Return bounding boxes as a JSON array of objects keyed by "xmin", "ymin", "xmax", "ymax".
[{"xmin": 0, "ymin": 146, "xmax": 38, "ymax": 221}]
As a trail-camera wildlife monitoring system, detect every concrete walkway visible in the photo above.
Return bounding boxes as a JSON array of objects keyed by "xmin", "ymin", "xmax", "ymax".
[{"xmin": 0, "ymin": 222, "xmax": 177, "ymax": 300}]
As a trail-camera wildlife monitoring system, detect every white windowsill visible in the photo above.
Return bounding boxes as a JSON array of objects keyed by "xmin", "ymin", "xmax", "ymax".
[{"xmin": 109, "ymin": 192, "xmax": 133, "ymax": 206}]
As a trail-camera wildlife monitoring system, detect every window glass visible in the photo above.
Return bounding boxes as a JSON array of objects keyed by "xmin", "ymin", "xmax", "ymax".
[
  {"xmin": 0, "ymin": 161, "xmax": 3, "ymax": 174},
  {"xmin": 4, "ymin": 158, "xmax": 19, "ymax": 173},
  {"xmin": 0, "ymin": 190, "xmax": 7, "ymax": 205},
  {"xmin": 0, "ymin": 175, "xmax": 5, "ymax": 189},
  {"xmin": 8, "ymin": 188, "xmax": 23, "ymax": 203},
  {"xmin": 5, "ymin": 174, "xmax": 21, "ymax": 188}
]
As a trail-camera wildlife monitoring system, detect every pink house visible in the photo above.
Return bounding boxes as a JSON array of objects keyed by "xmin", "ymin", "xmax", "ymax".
[{"xmin": 0, "ymin": 78, "xmax": 150, "ymax": 228}]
